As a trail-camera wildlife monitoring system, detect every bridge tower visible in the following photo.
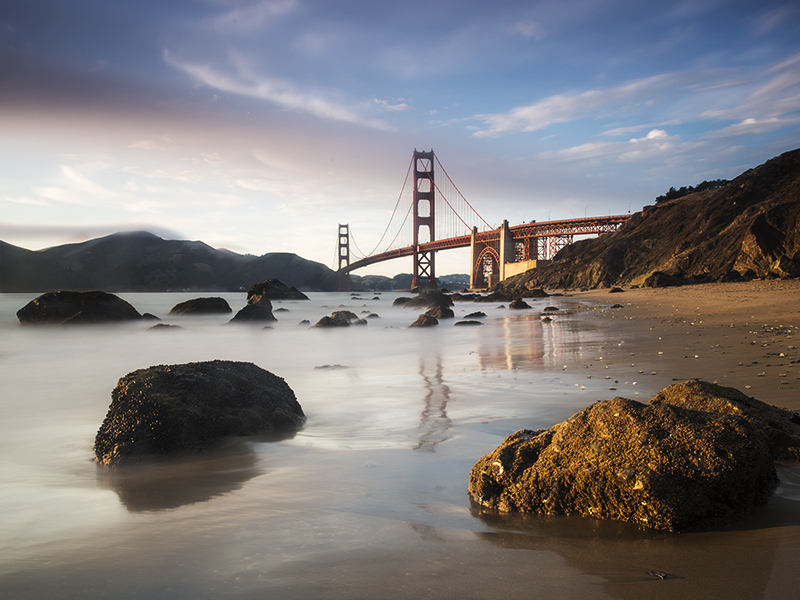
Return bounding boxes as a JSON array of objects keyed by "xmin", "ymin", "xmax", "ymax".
[
  {"xmin": 337, "ymin": 223, "xmax": 352, "ymax": 291},
  {"xmin": 412, "ymin": 149, "xmax": 436, "ymax": 290}
]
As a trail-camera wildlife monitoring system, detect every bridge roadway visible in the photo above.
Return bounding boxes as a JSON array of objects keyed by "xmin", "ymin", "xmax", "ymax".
[{"xmin": 340, "ymin": 214, "xmax": 631, "ymax": 274}]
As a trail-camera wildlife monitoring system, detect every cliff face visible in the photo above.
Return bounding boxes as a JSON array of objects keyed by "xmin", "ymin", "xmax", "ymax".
[
  {"xmin": 497, "ymin": 148, "xmax": 800, "ymax": 292},
  {"xmin": 0, "ymin": 232, "xmax": 338, "ymax": 292}
]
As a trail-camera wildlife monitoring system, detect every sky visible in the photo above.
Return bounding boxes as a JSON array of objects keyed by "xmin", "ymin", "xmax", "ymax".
[{"xmin": 2, "ymin": 0, "xmax": 799, "ymax": 276}]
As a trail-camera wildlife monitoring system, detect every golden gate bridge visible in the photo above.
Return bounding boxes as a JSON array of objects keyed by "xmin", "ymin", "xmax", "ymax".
[{"xmin": 336, "ymin": 149, "xmax": 630, "ymax": 291}]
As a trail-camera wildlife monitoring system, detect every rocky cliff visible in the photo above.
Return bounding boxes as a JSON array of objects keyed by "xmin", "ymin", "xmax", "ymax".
[{"xmin": 496, "ymin": 147, "xmax": 800, "ymax": 293}]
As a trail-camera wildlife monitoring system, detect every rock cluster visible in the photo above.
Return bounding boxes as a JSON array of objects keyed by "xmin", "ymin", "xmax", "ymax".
[
  {"xmin": 469, "ymin": 381, "xmax": 790, "ymax": 531},
  {"xmin": 94, "ymin": 360, "xmax": 305, "ymax": 466},
  {"xmin": 16, "ymin": 290, "xmax": 142, "ymax": 325}
]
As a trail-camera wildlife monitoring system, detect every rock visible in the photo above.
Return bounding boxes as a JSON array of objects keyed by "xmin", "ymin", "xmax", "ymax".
[
  {"xmin": 168, "ymin": 297, "xmax": 232, "ymax": 316},
  {"xmin": 469, "ymin": 390, "xmax": 778, "ymax": 531},
  {"xmin": 16, "ymin": 291, "xmax": 142, "ymax": 325},
  {"xmin": 650, "ymin": 380, "xmax": 800, "ymax": 460},
  {"xmin": 394, "ymin": 291, "xmax": 454, "ymax": 309},
  {"xmin": 230, "ymin": 287, "xmax": 277, "ymax": 323},
  {"xmin": 410, "ymin": 314, "xmax": 439, "ymax": 327},
  {"xmin": 331, "ymin": 310, "xmax": 358, "ymax": 323},
  {"xmin": 94, "ymin": 360, "xmax": 304, "ymax": 466},
  {"xmin": 465, "ymin": 311, "xmax": 487, "ymax": 319},
  {"xmin": 230, "ymin": 302, "xmax": 276, "ymax": 322},
  {"xmin": 247, "ymin": 279, "xmax": 309, "ymax": 301},
  {"xmin": 509, "ymin": 298, "xmax": 531, "ymax": 309},
  {"xmin": 610, "ymin": 303, "xmax": 624, "ymax": 309},
  {"xmin": 298, "ymin": 319, "xmax": 310, "ymax": 326},
  {"xmin": 425, "ymin": 304, "xmax": 455, "ymax": 319},
  {"xmin": 313, "ymin": 316, "xmax": 346, "ymax": 328},
  {"xmin": 608, "ymin": 287, "xmax": 624, "ymax": 293},
  {"xmin": 543, "ymin": 306, "xmax": 559, "ymax": 312},
  {"xmin": 643, "ymin": 271, "xmax": 683, "ymax": 288},
  {"xmin": 454, "ymin": 320, "xmax": 483, "ymax": 326},
  {"xmin": 770, "ymin": 255, "xmax": 800, "ymax": 278},
  {"xmin": 148, "ymin": 323, "xmax": 182, "ymax": 331}
]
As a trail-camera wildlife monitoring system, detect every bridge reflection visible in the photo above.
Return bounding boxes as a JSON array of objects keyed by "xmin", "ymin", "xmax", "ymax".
[{"xmin": 414, "ymin": 355, "xmax": 452, "ymax": 452}]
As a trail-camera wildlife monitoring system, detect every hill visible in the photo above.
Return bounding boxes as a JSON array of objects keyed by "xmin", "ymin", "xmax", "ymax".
[
  {"xmin": 0, "ymin": 232, "xmax": 339, "ymax": 292},
  {"xmin": 495, "ymin": 147, "xmax": 800, "ymax": 293}
]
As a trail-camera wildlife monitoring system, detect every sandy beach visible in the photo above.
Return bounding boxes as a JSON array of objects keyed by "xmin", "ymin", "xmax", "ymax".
[{"xmin": 560, "ymin": 279, "xmax": 800, "ymax": 412}]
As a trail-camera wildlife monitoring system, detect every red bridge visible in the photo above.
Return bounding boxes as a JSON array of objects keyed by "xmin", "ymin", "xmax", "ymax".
[{"xmin": 337, "ymin": 150, "xmax": 630, "ymax": 291}]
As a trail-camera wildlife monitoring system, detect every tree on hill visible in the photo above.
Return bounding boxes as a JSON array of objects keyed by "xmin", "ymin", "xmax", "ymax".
[{"xmin": 656, "ymin": 179, "xmax": 730, "ymax": 203}]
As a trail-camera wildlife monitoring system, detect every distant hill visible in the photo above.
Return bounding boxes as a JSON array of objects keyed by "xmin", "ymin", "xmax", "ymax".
[
  {"xmin": 0, "ymin": 232, "xmax": 339, "ymax": 292},
  {"xmin": 496, "ymin": 147, "xmax": 800, "ymax": 292}
]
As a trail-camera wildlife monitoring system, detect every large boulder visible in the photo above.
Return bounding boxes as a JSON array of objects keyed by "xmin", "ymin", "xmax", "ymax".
[
  {"xmin": 469, "ymin": 391, "xmax": 778, "ymax": 531},
  {"xmin": 651, "ymin": 380, "xmax": 800, "ymax": 460},
  {"xmin": 247, "ymin": 279, "xmax": 309, "ymax": 301},
  {"xmin": 16, "ymin": 290, "xmax": 142, "ymax": 325},
  {"xmin": 168, "ymin": 297, "xmax": 232, "ymax": 316},
  {"xmin": 94, "ymin": 360, "xmax": 305, "ymax": 466}
]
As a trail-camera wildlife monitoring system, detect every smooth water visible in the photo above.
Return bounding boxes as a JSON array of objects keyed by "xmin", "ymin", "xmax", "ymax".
[{"xmin": 1, "ymin": 292, "xmax": 796, "ymax": 599}]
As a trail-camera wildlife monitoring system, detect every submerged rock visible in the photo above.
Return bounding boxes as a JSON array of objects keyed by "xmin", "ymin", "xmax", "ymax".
[
  {"xmin": 509, "ymin": 298, "xmax": 531, "ymax": 309},
  {"xmin": 469, "ymin": 384, "xmax": 779, "ymax": 531},
  {"xmin": 94, "ymin": 360, "xmax": 304, "ymax": 466},
  {"xmin": 16, "ymin": 290, "xmax": 142, "ymax": 325},
  {"xmin": 168, "ymin": 297, "xmax": 232, "ymax": 316}
]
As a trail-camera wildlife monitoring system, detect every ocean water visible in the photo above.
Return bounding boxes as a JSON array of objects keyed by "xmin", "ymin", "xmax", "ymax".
[{"xmin": 0, "ymin": 291, "xmax": 797, "ymax": 599}]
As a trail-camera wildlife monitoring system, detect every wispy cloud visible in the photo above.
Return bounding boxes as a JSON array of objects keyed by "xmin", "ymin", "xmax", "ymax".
[
  {"xmin": 472, "ymin": 74, "xmax": 684, "ymax": 137},
  {"xmin": 164, "ymin": 49, "xmax": 392, "ymax": 130}
]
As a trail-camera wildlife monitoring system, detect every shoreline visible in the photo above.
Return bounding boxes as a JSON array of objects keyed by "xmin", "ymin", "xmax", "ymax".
[{"xmin": 551, "ymin": 279, "xmax": 800, "ymax": 411}]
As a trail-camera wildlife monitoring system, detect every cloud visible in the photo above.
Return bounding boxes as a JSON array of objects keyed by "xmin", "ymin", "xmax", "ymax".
[
  {"xmin": 472, "ymin": 74, "xmax": 683, "ymax": 137},
  {"xmin": 537, "ymin": 128, "xmax": 680, "ymax": 162},
  {"xmin": 374, "ymin": 98, "xmax": 412, "ymax": 112},
  {"xmin": 511, "ymin": 20, "xmax": 544, "ymax": 40},
  {"xmin": 163, "ymin": 49, "xmax": 392, "ymax": 130}
]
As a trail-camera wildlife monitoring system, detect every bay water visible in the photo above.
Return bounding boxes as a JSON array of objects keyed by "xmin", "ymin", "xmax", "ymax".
[{"xmin": 0, "ymin": 291, "xmax": 795, "ymax": 599}]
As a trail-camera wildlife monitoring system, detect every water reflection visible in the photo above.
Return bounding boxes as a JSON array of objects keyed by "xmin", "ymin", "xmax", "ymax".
[
  {"xmin": 96, "ymin": 442, "xmax": 263, "ymax": 512},
  {"xmin": 470, "ymin": 500, "xmax": 789, "ymax": 599},
  {"xmin": 414, "ymin": 355, "xmax": 452, "ymax": 452},
  {"xmin": 476, "ymin": 313, "xmax": 589, "ymax": 371}
]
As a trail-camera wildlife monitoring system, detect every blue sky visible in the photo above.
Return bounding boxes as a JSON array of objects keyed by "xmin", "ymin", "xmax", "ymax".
[{"xmin": 1, "ymin": 0, "xmax": 799, "ymax": 275}]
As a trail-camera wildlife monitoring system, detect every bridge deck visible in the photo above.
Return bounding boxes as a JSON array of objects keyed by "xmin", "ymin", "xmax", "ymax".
[{"xmin": 341, "ymin": 215, "xmax": 630, "ymax": 274}]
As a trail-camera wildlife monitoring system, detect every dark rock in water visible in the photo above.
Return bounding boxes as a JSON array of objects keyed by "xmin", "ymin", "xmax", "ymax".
[
  {"xmin": 610, "ymin": 303, "xmax": 624, "ymax": 309},
  {"xmin": 230, "ymin": 302, "xmax": 276, "ymax": 322},
  {"xmin": 394, "ymin": 291, "xmax": 454, "ymax": 309},
  {"xmin": 509, "ymin": 298, "xmax": 531, "ymax": 309},
  {"xmin": 608, "ymin": 287, "xmax": 624, "ymax": 293},
  {"xmin": 230, "ymin": 287, "xmax": 277, "ymax": 323},
  {"xmin": 274, "ymin": 307, "xmax": 290, "ymax": 312},
  {"xmin": 313, "ymin": 315, "xmax": 349, "ymax": 328},
  {"xmin": 365, "ymin": 313, "xmax": 380, "ymax": 319},
  {"xmin": 298, "ymin": 319, "xmax": 310, "ymax": 326},
  {"xmin": 643, "ymin": 271, "xmax": 683, "ymax": 288},
  {"xmin": 331, "ymin": 310, "xmax": 358, "ymax": 323},
  {"xmin": 543, "ymin": 306, "xmax": 559, "ymax": 312},
  {"xmin": 650, "ymin": 380, "xmax": 800, "ymax": 461},
  {"xmin": 16, "ymin": 290, "xmax": 142, "ymax": 325},
  {"xmin": 247, "ymin": 279, "xmax": 309, "ymax": 301},
  {"xmin": 168, "ymin": 297, "xmax": 232, "ymax": 316},
  {"xmin": 94, "ymin": 360, "xmax": 304, "ymax": 466},
  {"xmin": 454, "ymin": 320, "xmax": 483, "ymax": 326},
  {"xmin": 313, "ymin": 310, "xmax": 361, "ymax": 327},
  {"xmin": 469, "ymin": 385, "xmax": 778, "ymax": 531},
  {"xmin": 465, "ymin": 311, "xmax": 487, "ymax": 319},
  {"xmin": 148, "ymin": 323, "xmax": 182, "ymax": 331},
  {"xmin": 425, "ymin": 304, "xmax": 455, "ymax": 319},
  {"xmin": 410, "ymin": 314, "xmax": 439, "ymax": 327}
]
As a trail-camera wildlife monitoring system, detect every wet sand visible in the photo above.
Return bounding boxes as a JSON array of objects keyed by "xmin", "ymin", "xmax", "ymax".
[{"xmin": 566, "ymin": 279, "xmax": 800, "ymax": 411}]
